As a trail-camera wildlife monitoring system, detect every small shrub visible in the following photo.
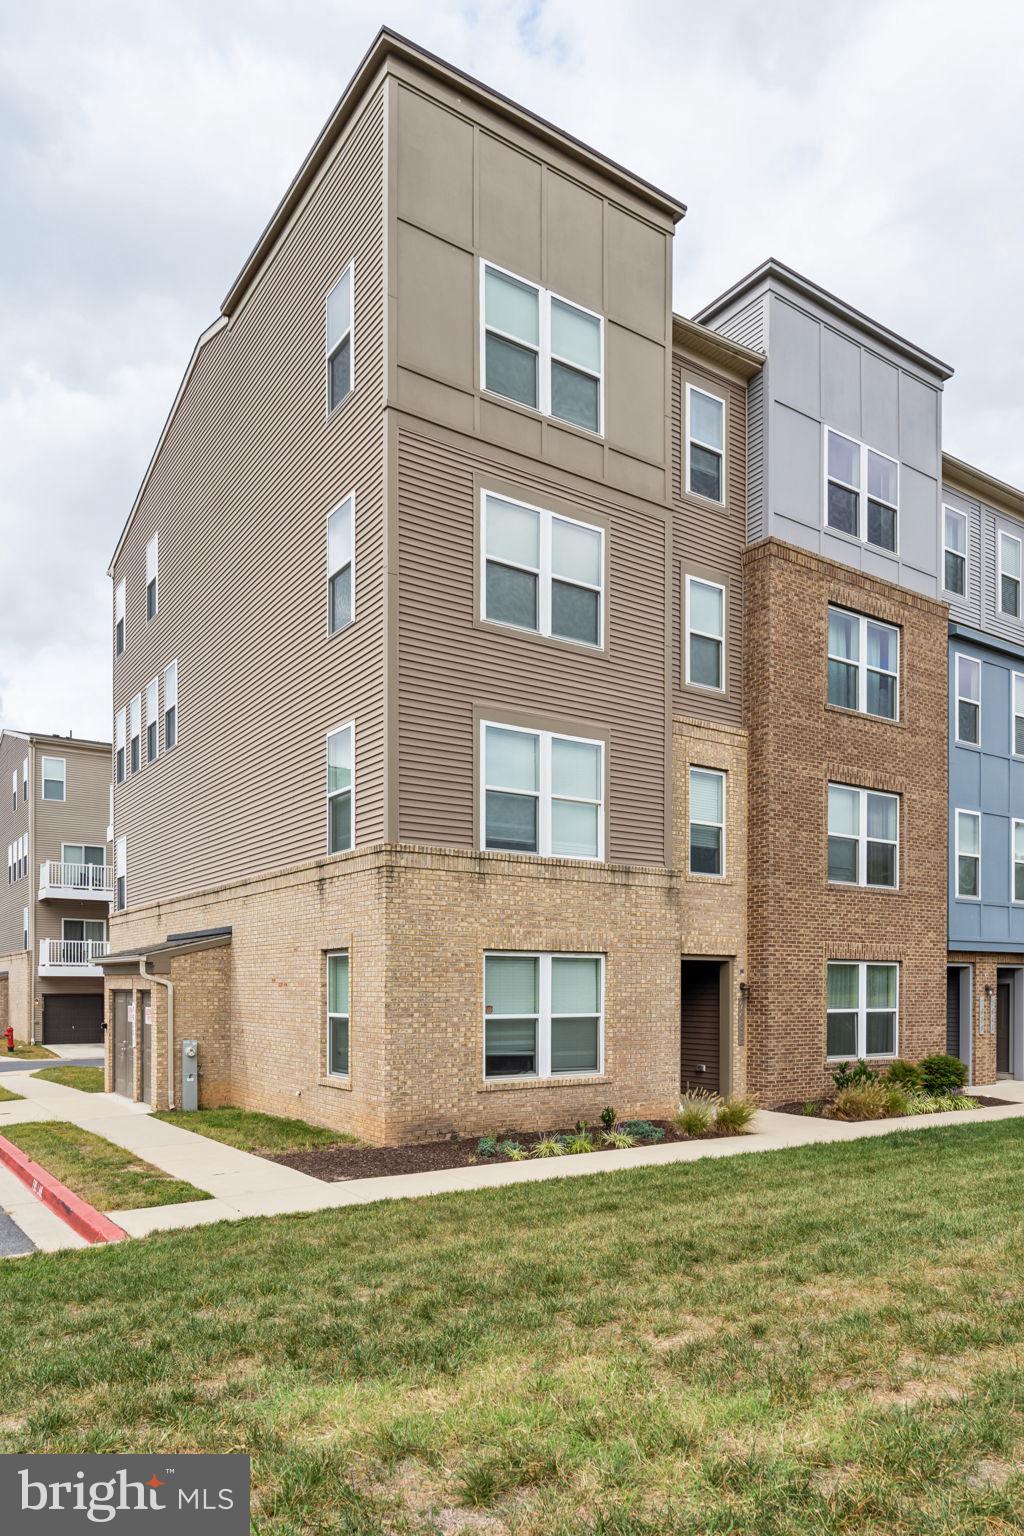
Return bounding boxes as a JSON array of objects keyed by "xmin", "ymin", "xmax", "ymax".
[
  {"xmin": 504, "ymin": 1145, "xmax": 528, "ymax": 1161},
  {"xmin": 564, "ymin": 1132, "xmax": 594, "ymax": 1155},
  {"xmin": 881, "ymin": 1085, "xmax": 911, "ymax": 1117},
  {"xmin": 477, "ymin": 1135, "xmax": 497, "ymax": 1157},
  {"xmin": 533, "ymin": 1137, "xmax": 567, "ymax": 1157},
  {"xmin": 496, "ymin": 1139, "xmax": 524, "ymax": 1158},
  {"xmin": 600, "ymin": 1106, "xmax": 617, "ymax": 1131},
  {"xmin": 675, "ymin": 1089, "xmax": 719, "ymax": 1137},
  {"xmin": 885, "ymin": 1059, "xmax": 924, "ymax": 1090},
  {"xmin": 619, "ymin": 1120, "xmax": 665, "ymax": 1143},
  {"xmin": 714, "ymin": 1096, "xmax": 757, "ymax": 1133},
  {"xmin": 601, "ymin": 1129, "xmax": 635, "ymax": 1149},
  {"xmin": 833, "ymin": 1081, "xmax": 890, "ymax": 1121},
  {"xmin": 802, "ymin": 1100, "xmax": 820, "ymax": 1116},
  {"xmin": 944, "ymin": 1093, "xmax": 978, "ymax": 1112},
  {"xmin": 831, "ymin": 1059, "xmax": 878, "ymax": 1092},
  {"xmin": 919, "ymin": 1053, "xmax": 968, "ymax": 1095}
]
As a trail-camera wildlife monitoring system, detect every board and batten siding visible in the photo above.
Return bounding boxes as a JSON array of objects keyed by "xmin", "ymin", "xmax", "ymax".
[
  {"xmin": 942, "ymin": 478, "xmax": 1024, "ymax": 647},
  {"xmin": 671, "ymin": 351, "xmax": 747, "ymax": 727},
  {"xmin": 111, "ymin": 87, "xmax": 386, "ymax": 910},
  {"xmin": 395, "ymin": 426, "xmax": 670, "ymax": 866}
]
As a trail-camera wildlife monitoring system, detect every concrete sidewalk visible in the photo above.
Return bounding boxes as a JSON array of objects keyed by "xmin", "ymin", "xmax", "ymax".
[{"xmin": 3, "ymin": 1069, "xmax": 1024, "ymax": 1249}]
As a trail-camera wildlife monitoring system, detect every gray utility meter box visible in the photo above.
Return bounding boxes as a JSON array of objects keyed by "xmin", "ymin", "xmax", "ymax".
[{"xmin": 181, "ymin": 1039, "xmax": 199, "ymax": 1112}]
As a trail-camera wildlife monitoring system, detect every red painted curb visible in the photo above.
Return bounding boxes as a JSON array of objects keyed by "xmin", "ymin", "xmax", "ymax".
[{"xmin": 0, "ymin": 1133, "xmax": 127, "ymax": 1245}]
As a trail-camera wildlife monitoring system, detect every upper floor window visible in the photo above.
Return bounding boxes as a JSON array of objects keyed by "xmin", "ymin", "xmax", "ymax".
[
  {"xmin": 326, "ymin": 263, "xmax": 354, "ymax": 415},
  {"xmin": 482, "ymin": 492, "xmax": 603, "ymax": 648},
  {"xmin": 164, "ymin": 661, "xmax": 178, "ymax": 750},
  {"xmin": 115, "ymin": 835, "xmax": 126, "ymax": 911},
  {"xmin": 999, "ymin": 529, "xmax": 1021, "ymax": 618},
  {"xmin": 326, "ymin": 722, "xmax": 354, "ymax": 854},
  {"xmin": 943, "ymin": 506, "xmax": 967, "ymax": 597},
  {"xmin": 22, "ymin": 906, "xmax": 27, "ymax": 950},
  {"xmin": 956, "ymin": 809, "xmax": 981, "ymax": 900},
  {"xmin": 827, "ymin": 961, "xmax": 898, "ymax": 1059},
  {"xmin": 115, "ymin": 579, "xmax": 125, "ymax": 655},
  {"xmin": 955, "ymin": 654, "xmax": 981, "ymax": 747},
  {"xmin": 22, "ymin": 756, "xmax": 27, "ymax": 801},
  {"xmin": 689, "ymin": 767, "xmax": 726, "ymax": 876},
  {"xmin": 825, "ymin": 429, "xmax": 899, "ymax": 553},
  {"xmin": 129, "ymin": 694, "xmax": 142, "ymax": 774},
  {"xmin": 481, "ymin": 263, "xmax": 603, "ymax": 436},
  {"xmin": 326, "ymin": 951, "xmax": 350, "ymax": 1077},
  {"xmin": 41, "ymin": 756, "xmax": 65, "ymax": 802},
  {"xmin": 685, "ymin": 386, "xmax": 725, "ymax": 503},
  {"xmin": 484, "ymin": 952, "xmax": 603, "ymax": 1079},
  {"xmin": 1013, "ymin": 820, "xmax": 1024, "ymax": 904},
  {"xmin": 827, "ymin": 606, "xmax": 899, "ymax": 721},
  {"xmin": 482, "ymin": 721, "xmax": 603, "ymax": 861},
  {"xmin": 685, "ymin": 576, "xmax": 725, "ymax": 691},
  {"xmin": 115, "ymin": 708, "xmax": 126, "ymax": 784},
  {"xmin": 146, "ymin": 678, "xmax": 159, "ymax": 763},
  {"xmin": 146, "ymin": 534, "xmax": 159, "ymax": 620},
  {"xmin": 827, "ymin": 784, "xmax": 898, "ymax": 888},
  {"xmin": 10, "ymin": 770, "xmax": 15, "ymax": 812},
  {"xmin": 1013, "ymin": 672, "xmax": 1024, "ymax": 758},
  {"xmin": 327, "ymin": 495, "xmax": 355, "ymax": 634}
]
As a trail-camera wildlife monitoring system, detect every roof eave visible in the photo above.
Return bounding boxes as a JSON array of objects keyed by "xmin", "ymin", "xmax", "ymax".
[
  {"xmin": 943, "ymin": 452, "xmax": 1024, "ymax": 520},
  {"xmin": 672, "ymin": 313, "xmax": 764, "ymax": 380}
]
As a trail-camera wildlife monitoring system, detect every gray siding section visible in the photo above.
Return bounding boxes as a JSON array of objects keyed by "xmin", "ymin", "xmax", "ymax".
[
  {"xmin": 746, "ymin": 366, "xmax": 766, "ymax": 544},
  {"xmin": 943, "ymin": 480, "xmax": 1024, "ymax": 649},
  {"xmin": 712, "ymin": 294, "xmax": 766, "ymax": 353}
]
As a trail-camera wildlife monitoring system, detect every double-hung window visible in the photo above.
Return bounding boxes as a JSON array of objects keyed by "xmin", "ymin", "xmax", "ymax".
[
  {"xmin": 955, "ymin": 654, "xmax": 981, "ymax": 746},
  {"xmin": 827, "ymin": 784, "xmax": 898, "ymax": 888},
  {"xmin": 326, "ymin": 263, "xmax": 354, "ymax": 414},
  {"xmin": 481, "ymin": 263, "xmax": 603, "ymax": 435},
  {"xmin": 326, "ymin": 952, "xmax": 350, "ymax": 1077},
  {"xmin": 41, "ymin": 756, "xmax": 65, "ymax": 802},
  {"xmin": 483, "ymin": 952, "xmax": 603, "ymax": 1079},
  {"xmin": 686, "ymin": 386, "xmax": 725, "ymax": 502},
  {"xmin": 327, "ymin": 495, "xmax": 355, "ymax": 634},
  {"xmin": 999, "ymin": 529, "xmax": 1022, "ymax": 618},
  {"xmin": 827, "ymin": 606, "xmax": 899, "ymax": 720},
  {"xmin": 1013, "ymin": 673, "xmax": 1024, "ymax": 757},
  {"xmin": 115, "ymin": 836, "xmax": 126, "ymax": 911},
  {"xmin": 689, "ymin": 768, "xmax": 725, "ymax": 876},
  {"xmin": 943, "ymin": 506, "xmax": 967, "ymax": 597},
  {"xmin": 146, "ymin": 678, "xmax": 159, "ymax": 763},
  {"xmin": 10, "ymin": 771, "xmax": 15, "ymax": 811},
  {"xmin": 164, "ymin": 661, "xmax": 178, "ymax": 749},
  {"xmin": 827, "ymin": 962, "xmax": 898, "ymax": 1059},
  {"xmin": 146, "ymin": 533, "xmax": 159, "ymax": 620},
  {"xmin": 956, "ymin": 809, "xmax": 981, "ymax": 900},
  {"xmin": 685, "ymin": 576, "xmax": 725, "ymax": 690},
  {"xmin": 482, "ymin": 492, "xmax": 603, "ymax": 647},
  {"xmin": 114, "ymin": 579, "xmax": 125, "ymax": 655},
  {"xmin": 482, "ymin": 722, "xmax": 603, "ymax": 860},
  {"xmin": 1013, "ymin": 821, "xmax": 1024, "ymax": 904},
  {"xmin": 22, "ymin": 756, "xmax": 27, "ymax": 801},
  {"xmin": 825, "ymin": 429, "xmax": 899, "ymax": 553},
  {"xmin": 326, "ymin": 722, "xmax": 355, "ymax": 854},
  {"xmin": 115, "ymin": 708, "xmax": 126, "ymax": 784},
  {"xmin": 129, "ymin": 694, "xmax": 142, "ymax": 774}
]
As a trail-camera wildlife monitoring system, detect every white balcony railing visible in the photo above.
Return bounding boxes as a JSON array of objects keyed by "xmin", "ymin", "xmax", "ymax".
[
  {"xmin": 38, "ymin": 860, "xmax": 114, "ymax": 901},
  {"xmin": 38, "ymin": 938, "xmax": 111, "ymax": 975}
]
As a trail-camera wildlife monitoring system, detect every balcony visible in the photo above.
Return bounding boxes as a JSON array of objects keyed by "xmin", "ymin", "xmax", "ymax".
[
  {"xmin": 38, "ymin": 860, "xmax": 114, "ymax": 903},
  {"xmin": 38, "ymin": 938, "xmax": 111, "ymax": 977}
]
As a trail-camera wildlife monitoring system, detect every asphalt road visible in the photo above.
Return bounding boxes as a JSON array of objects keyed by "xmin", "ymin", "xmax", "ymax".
[
  {"xmin": 0, "ymin": 1056, "xmax": 103, "ymax": 1075},
  {"xmin": 0, "ymin": 1209, "xmax": 34, "ymax": 1257}
]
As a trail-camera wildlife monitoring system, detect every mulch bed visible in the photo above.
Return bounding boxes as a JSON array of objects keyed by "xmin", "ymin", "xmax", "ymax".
[
  {"xmin": 271, "ymin": 1120, "xmax": 733, "ymax": 1182},
  {"xmin": 773, "ymin": 1095, "xmax": 1012, "ymax": 1120}
]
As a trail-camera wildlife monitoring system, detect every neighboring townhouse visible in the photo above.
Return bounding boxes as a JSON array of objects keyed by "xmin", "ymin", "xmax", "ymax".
[{"xmin": 0, "ymin": 731, "xmax": 112, "ymax": 1045}]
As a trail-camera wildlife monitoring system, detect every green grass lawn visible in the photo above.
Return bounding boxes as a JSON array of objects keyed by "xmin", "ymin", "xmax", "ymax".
[
  {"xmin": 0, "ymin": 1082, "xmax": 23, "ymax": 1102},
  {"xmin": 2, "ymin": 1122, "xmax": 1024, "ymax": 1534},
  {"xmin": 152, "ymin": 1105, "xmax": 358, "ymax": 1155},
  {"xmin": 2, "ymin": 1122, "xmax": 210, "ymax": 1212},
  {"xmin": 7, "ymin": 1041, "xmax": 56, "ymax": 1059},
  {"xmin": 32, "ymin": 1065, "xmax": 105, "ymax": 1093}
]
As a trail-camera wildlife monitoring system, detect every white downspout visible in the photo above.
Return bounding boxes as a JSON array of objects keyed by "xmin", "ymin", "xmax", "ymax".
[{"xmin": 140, "ymin": 958, "xmax": 175, "ymax": 1110}]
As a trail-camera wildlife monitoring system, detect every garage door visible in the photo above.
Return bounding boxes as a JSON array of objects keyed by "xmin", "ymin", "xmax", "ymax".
[{"xmin": 42, "ymin": 994, "xmax": 104, "ymax": 1044}]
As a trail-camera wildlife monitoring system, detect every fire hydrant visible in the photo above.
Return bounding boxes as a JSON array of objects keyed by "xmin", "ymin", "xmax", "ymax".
[{"xmin": 4, "ymin": 1025, "xmax": 13, "ymax": 1054}]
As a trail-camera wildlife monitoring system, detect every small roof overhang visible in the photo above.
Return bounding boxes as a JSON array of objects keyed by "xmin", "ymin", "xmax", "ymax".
[{"xmin": 97, "ymin": 926, "xmax": 232, "ymax": 972}]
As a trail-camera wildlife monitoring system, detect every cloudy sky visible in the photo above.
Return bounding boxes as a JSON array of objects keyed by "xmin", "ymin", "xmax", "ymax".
[{"xmin": 2, "ymin": 0, "xmax": 1022, "ymax": 739}]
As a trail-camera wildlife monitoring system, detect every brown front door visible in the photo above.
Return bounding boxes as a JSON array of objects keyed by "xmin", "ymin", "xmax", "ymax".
[
  {"xmin": 997, "ymin": 980, "xmax": 1012, "ymax": 1076},
  {"xmin": 138, "ymin": 990, "xmax": 152, "ymax": 1105},
  {"xmin": 112, "ymin": 991, "xmax": 134, "ymax": 1098},
  {"xmin": 681, "ymin": 960, "xmax": 722, "ymax": 1095}
]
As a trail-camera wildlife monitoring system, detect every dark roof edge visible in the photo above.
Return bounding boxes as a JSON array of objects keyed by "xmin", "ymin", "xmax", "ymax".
[{"xmin": 98, "ymin": 927, "xmax": 232, "ymax": 968}]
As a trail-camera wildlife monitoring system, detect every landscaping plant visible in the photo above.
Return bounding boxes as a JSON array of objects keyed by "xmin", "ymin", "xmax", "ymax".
[
  {"xmin": 533, "ymin": 1138, "xmax": 567, "ymax": 1157},
  {"xmin": 919, "ymin": 1052, "xmax": 969, "ymax": 1095},
  {"xmin": 831, "ymin": 1059, "xmax": 878, "ymax": 1091},
  {"xmin": 675, "ymin": 1089, "xmax": 719, "ymax": 1136},
  {"xmin": 564, "ymin": 1131, "xmax": 594, "ymax": 1154},
  {"xmin": 885, "ymin": 1058, "xmax": 924, "ymax": 1090},
  {"xmin": 601, "ymin": 1129, "xmax": 635, "ymax": 1149},
  {"xmin": 619, "ymin": 1119, "xmax": 665, "ymax": 1142},
  {"xmin": 833, "ymin": 1081, "xmax": 892, "ymax": 1121},
  {"xmin": 713, "ymin": 1095, "xmax": 757, "ymax": 1133},
  {"xmin": 600, "ymin": 1105, "xmax": 616, "ymax": 1131}
]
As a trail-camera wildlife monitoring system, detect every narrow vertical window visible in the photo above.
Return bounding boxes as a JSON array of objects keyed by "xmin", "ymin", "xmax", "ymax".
[
  {"xmin": 956, "ymin": 809, "xmax": 981, "ymax": 900},
  {"xmin": 129, "ymin": 695, "xmax": 141, "ymax": 774},
  {"xmin": 1013, "ymin": 672, "xmax": 1024, "ymax": 758},
  {"xmin": 115, "ymin": 836, "xmax": 126, "ymax": 911},
  {"xmin": 326, "ymin": 723, "xmax": 355, "ymax": 853},
  {"xmin": 326, "ymin": 263, "xmax": 354, "ymax": 414},
  {"xmin": 999, "ymin": 529, "xmax": 1022, "ymax": 618},
  {"xmin": 22, "ymin": 756, "xmax": 28, "ymax": 801},
  {"xmin": 483, "ymin": 266, "xmax": 540, "ymax": 411},
  {"xmin": 22, "ymin": 906, "xmax": 28, "ymax": 950},
  {"xmin": 550, "ymin": 297, "xmax": 602, "ymax": 433},
  {"xmin": 146, "ymin": 678, "xmax": 159, "ymax": 763},
  {"xmin": 955, "ymin": 654, "xmax": 981, "ymax": 746},
  {"xmin": 686, "ymin": 386, "xmax": 725, "ymax": 502},
  {"xmin": 146, "ymin": 533, "xmax": 159, "ymax": 620},
  {"xmin": 685, "ymin": 576, "xmax": 725, "ymax": 690},
  {"xmin": 327, "ymin": 496, "xmax": 355, "ymax": 633},
  {"xmin": 1013, "ymin": 821, "xmax": 1024, "ymax": 904},
  {"xmin": 41, "ymin": 756, "xmax": 65, "ymax": 802},
  {"xmin": 114, "ymin": 578, "xmax": 125, "ymax": 655},
  {"xmin": 164, "ymin": 661, "xmax": 178, "ymax": 749},
  {"xmin": 943, "ymin": 506, "xmax": 967, "ymax": 596},
  {"xmin": 115, "ymin": 708, "xmax": 126, "ymax": 784},
  {"xmin": 689, "ymin": 768, "xmax": 725, "ymax": 876},
  {"xmin": 866, "ymin": 450, "xmax": 898, "ymax": 552},
  {"xmin": 10, "ymin": 770, "xmax": 15, "ymax": 811},
  {"xmin": 326, "ymin": 952, "xmax": 350, "ymax": 1076},
  {"xmin": 826, "ymin": 430, "xmax": 860, "ymax": 537}
]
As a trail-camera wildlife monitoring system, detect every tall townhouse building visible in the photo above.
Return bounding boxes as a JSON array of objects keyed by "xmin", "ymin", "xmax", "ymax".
[
  {"xmin": 100, "ymin": 29, "xmax": 757, "ymax": 1138},
  {"xmin": 0, "ymin": 731, "xmax": 112, "ymax": 1045}
]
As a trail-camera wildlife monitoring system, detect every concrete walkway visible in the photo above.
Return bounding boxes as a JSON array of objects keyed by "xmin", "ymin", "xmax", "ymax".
[{"xmin": 2, "ymin": 1071, "xmax": 1024, "ymax": 1251}]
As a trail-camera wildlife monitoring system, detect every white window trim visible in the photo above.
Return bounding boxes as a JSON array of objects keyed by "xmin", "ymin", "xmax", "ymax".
[
  {"xmin": 1012, "ymin": 819, "xmax": 1024, "ymax": 907},
  {"xmin": 325, "ymin": 260, "xmax": 355, "ymax": 419},
  {"xmin": 1013, "ymin": 671, "xmax": 1024, "ymax": 759},
  {"xmin": 954, "ymin": 652, "xmax": 982, "ymax": 749},
  {"xmin": 827, "ymin": 783, "xmax": 899, "ymax": 890},
  {"xmin": 482, "ymin": 951, "xmax": 605, "ymax": 1081},
  {"xmin": 998, "ymin": 528, "xmax": 1022, "ymax": 618},
  {"xmin": 685, "ymin": 384, "xmax": 726, "ymax": 505},
  {"xmin": 22, "ymin": 756, "xmax": 28, "ymax": 801},
  {"xmin": 955, "ymin": 808, "xmax": 982, "ymax": 902},
  {"xmin": 60, "ymin": 843, "xmax": 105, "ymax": 864},
  {"xmin": 684, "ymin": 574, "xmax": 726, "ymax": 692},
  {"xmin": 115, "ymin": 707, "xmax": 127, "ymax": 783},
  {"xmin": 827, "ymin": 606, "xmax": 900, "ymax": 722},
  {"xmin": 41, "ymin": 756, "xmax": 66, "ymax": 802},
  {"xmin": 479, "ymin": 489, "xmax": 605, "ymax": 649},
  {"xmin": 11, "ymin": 769, "xmax": 15, "ymax": 811},
  {"xmin": 826, "ymin": 961, "xmax": 899, "ymax": 1062},
  {"xmin": 326, "ymin": 492, "xmax": 357, "ymax": 636},
  {"xmin": 942, "ymin": 504, "xmax": 968, "ymax": 597},
  {"xmin": 145, "ymin": 532, "xmax": 159, "ymax": 620},
  {"xmin": 326, "ymin": 950, "xmax": 350, "ymax": 1079},
  {"xmin": 62, "ymin": 916, "xmax": 108, "ymax": 943},
  {"xmin": 688, "ymin": 766, "xmax": 726, "ymax": 878},
  {"xmin": 325, "ymin": 720, "xmax": 356, "ymax": 855},
  {"xmin": 479, "ymin": 259, "xmax": 605, "ymax": 438},
  {"xmin": 115, "ymin": 835, "xmax": 127, "ymax": 911},
  {"xmin": 114, "ymin": 578, "xmax": 126, "ymax": 655},
  {"xmin": 145, "ymin": 677, "xmax": 159, "ymax": 763},
  {"xmin": 164, "ymin": 660, "xmax": 178, "ymax": 748},
  {"xmin": 823, "ymin": 426, "xmax": 900, "ymax": 555},
  {"xmin": 129, "ymin": 693, "xmax": 142, "ymax": 774},
  {"xmin": 480, "ymin": 720, "xmax": 605, "ymax": 862}
]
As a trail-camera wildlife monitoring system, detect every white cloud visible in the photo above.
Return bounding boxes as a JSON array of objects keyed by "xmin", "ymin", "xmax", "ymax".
[{"xmin": 2, "ymin": 0, "xmax": 1023, "ymax": 736}]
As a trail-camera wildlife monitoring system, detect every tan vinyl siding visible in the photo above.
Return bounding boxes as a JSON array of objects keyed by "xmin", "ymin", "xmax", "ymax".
[
  {"xmin": 395, "ymin": 424, "xmax": 669, "ymax": 865},
  {"xmin": 672, "ymin": 351, "xmax": 748, "ymax": 725},
  {"xmin": 111, "ymin": 87, "xmax": 386, "ymax": 909},
  {"xmin": 0, "ymin": 735, "xmax": 30, "ymax": 954},
  {"xmin": 33, "ymin": 742, "xmax": 110, "ymax": 866}
]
